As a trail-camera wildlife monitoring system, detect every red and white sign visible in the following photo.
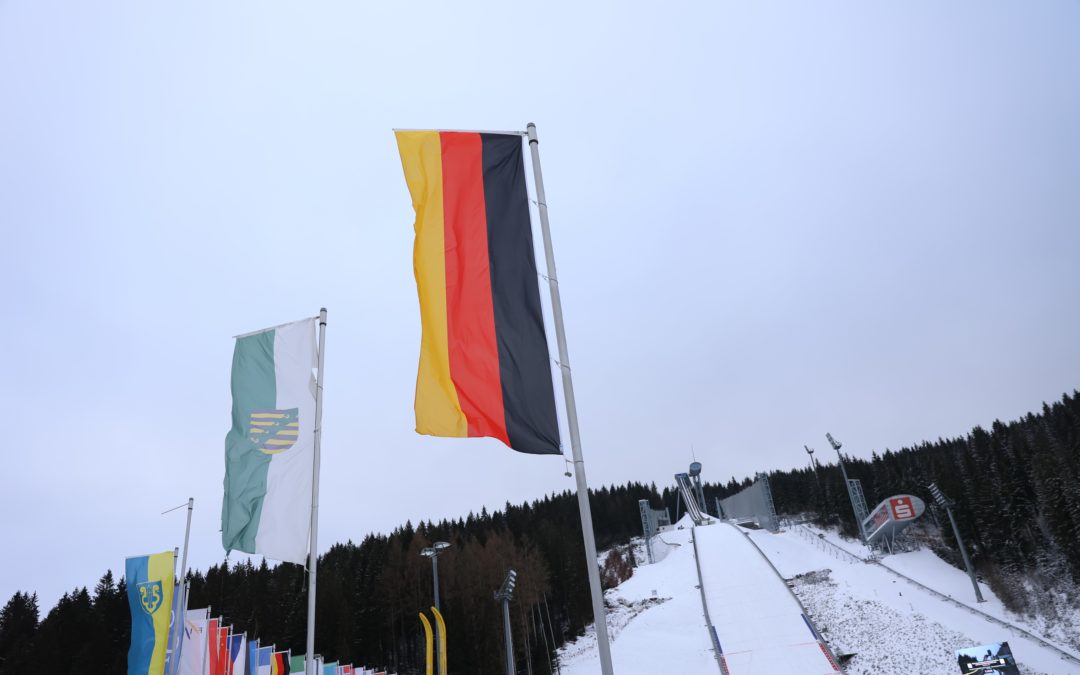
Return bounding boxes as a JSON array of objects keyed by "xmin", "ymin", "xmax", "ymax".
[
  {"xmin": 863, "ymin": 494, "xmax": 926, "ymax": 544},
  {"xmin": 890, "ymin": 496, "xmax": 918, "ymax": 521}
]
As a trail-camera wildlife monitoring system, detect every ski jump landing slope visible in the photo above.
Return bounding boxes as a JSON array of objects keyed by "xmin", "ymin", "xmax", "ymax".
[{"xmin": 695, "ymin": 522, "xmax": 841, "ymax": 674}]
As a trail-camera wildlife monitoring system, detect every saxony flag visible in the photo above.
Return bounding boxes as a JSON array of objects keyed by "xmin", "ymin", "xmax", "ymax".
[{"xmin": 222, "ymin": 317, "xmax": 317, "ymax": 564}]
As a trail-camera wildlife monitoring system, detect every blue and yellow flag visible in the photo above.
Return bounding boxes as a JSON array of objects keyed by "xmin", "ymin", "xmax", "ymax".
[{"xmin": 126, "ymin": 551, "xmax": 175, "ymax": 675}]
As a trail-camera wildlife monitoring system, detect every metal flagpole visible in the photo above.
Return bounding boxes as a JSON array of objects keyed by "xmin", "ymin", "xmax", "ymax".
[
  {"xmin": 306, "ymin": 308, "xmax": 328, "ymax": 675},
  {"xmin": 201, "ymin": 605, "xmax": 212, "ymax": 675},
  {"xmin": 166, "ymin": 546, "xmax": 181, "ymax": 673},
  {"xmin": 526, "ymin": 123, "xmax": 615, "ymax": 675},
  {"xmin": 169, "ymin": 498, "xmax": 194, "ymax": 675},
  {"xmin": 170, "ymin": 580, "xmax": 191, "ymax": 675}
]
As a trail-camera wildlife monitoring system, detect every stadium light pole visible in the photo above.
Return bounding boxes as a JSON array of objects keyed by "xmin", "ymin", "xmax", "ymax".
[
  {"xmin": 420, "ymin": 542, "xmax": 451, "ymax": 611},
  {"xmin": 826, "ymin": 433, "xmax": 848, "ymax": 482},
  {"xmin": 928, "ymin": 483, "xmax": 984, "ymax": 603},
  {"xmin": 804, "ymin": 446, "xmax": 821, "ymax": 519},
  {"xmin": 827, "ymin": 432, "xmax": 869, "ymax": 542},
  {"xmin": 495, "ymin": 569, "xmax": 518, "ymax": 675},
  {"xmin": 421, "ymin": 542, "xmax": 451, "ymax": 675},
  {"xmin": 804, "ymin": 446, "xmax": 820, "ymax": 484}
]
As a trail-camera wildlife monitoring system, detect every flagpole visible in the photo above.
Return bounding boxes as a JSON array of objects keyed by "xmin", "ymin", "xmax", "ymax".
[
  {"xmin": 525, "ymin": 123, "xmax": 614, "ymax": 675},
  {"xmin": 306, "ymin": 308, "xmax": 328, "ymax": 675},
  {"xmin": 202, "ymin": 606, "xmax": 212, "ymax": 675},
  {"xmin": 169, "ymin": 497, "xmax": 195, "ymax": 675}
]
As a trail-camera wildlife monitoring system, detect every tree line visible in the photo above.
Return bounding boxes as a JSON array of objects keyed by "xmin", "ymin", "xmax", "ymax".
[
  {"xmin": 0, "ymin": 483, "xmax": 659, "ymax": 674},
  {"xmin": 764, "ymin": 391, "xmax": 1080, "ymax": 617},
  {"xmin": 3, "ymin": 391, "xmax": 1078, "ymax": 672}
]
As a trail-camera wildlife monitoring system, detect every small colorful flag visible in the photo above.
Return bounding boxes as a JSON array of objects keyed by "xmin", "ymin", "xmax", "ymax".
[
  {"xmin": 248, "ymin": 639, "xmax": 260, "ymax": 675},
  {"xmin": 222, "ymin": 317, "xmax": 318, "ymax": 564},
  {"xmin": 396, "ymin": 130, "xmax": 561, "ymax": 455},
  {"xmin": 215, "ymin": 625, "xmax": 230, "ymax": 675},
  {"xmin": 288, "ymin": 654, "xmax": 306, "ymax": 674},
  {"xmin": 126, "ymin": 551, "xmax": 176, "ymax": 675},
  {"xmin": 228, "ymin": 634, "xmax": 246, "ymax": 675},
  {"xmin": 178, "ymin": 608, "xmax": 209, "ymax": 675},
  {"xmin": 205, "ymin": 618, "xmax": 219, "ymax": 675},
  {"xmin": 257, "ymin": 646, "xmax": 273, "ymax": 675},
  {"xmin": 273, "ymin": 651, "xmax": 290, "ymax": 674},
  {"xmin": 163, "ymin": 581, "xmax": 183, "ymax": 674}
]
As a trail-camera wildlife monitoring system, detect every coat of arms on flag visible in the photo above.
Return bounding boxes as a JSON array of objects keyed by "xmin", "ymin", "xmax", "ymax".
[
  {"xmin": 248, "ymin": 408, "xmax": 300, "ymax": 454},
  {"xmin": 137, "ymin": 580, "xmax": 164, "ymax": 615}
]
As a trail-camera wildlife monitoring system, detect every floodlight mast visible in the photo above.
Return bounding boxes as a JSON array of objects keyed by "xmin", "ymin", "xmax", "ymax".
[
  {"xmin": 929, "ymin": 483, "xmax": 984, "ymax": 602},
  {"xmin": 804, "ymin": 446, "xmax": 820, "ymax": 488},
  {"xmin": 420, "ymin": 541, "xmax": 452, "ymax": 675},
  {"xmin": 826, "ymin": 433, "xmax": 845, "ymax": 475},
  {"xmin": 495, "ymin": 570, "xmax": 518, "ymax": 675},
  {"xmin": 826, "ymin": 432, "xmax": 870, "ymax": 543}
]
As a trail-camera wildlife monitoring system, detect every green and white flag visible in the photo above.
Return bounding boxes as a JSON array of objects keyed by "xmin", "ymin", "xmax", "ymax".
[{"xmin": 222, "ymin": 316, "xmax": 318, "ymax": 564}]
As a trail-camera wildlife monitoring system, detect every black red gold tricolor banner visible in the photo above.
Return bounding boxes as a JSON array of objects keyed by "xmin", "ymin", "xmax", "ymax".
[{"xmin": 396, "ymin": 130, "xmax": 560, "ymax": 455}]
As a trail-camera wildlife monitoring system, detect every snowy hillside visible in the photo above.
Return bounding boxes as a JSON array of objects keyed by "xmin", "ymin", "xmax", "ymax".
[
  {"xmin": 559, "ymin": 525, "xmax": 718, "ymax": 674},
  {"xmin": 756, "ymin": 525, "xmax": 1078, "ymax": 674},
  {"xmin": 557, "ymin": 520, "xmax": 1080, "ymax": 674}
]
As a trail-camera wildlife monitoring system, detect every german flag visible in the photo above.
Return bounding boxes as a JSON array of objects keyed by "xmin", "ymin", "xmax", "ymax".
[{"xmin": 396, "ymin": 130, "xmax": 561, "ymax": 455}]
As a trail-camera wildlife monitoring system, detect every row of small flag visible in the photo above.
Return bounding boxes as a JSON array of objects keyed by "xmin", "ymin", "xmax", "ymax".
[
  {"xmin": 127, "ymin": 551, "xmax": 390, "ymax": 675},
  {"xmin": 174, "ymin": 607, "xmax": 391, "ymax": 675}
]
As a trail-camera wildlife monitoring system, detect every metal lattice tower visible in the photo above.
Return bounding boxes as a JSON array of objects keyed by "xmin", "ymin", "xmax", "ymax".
[
  {"xmin": 639, "ymin": 499, "xmax": 655, "ymax": 564},
  {"xmin": 757, "ymin": 472, "xmax": 779, "ymax": 531},
  {"xmin": 846, "ymin": 478, "xmax": 870, "ymax": 530}
]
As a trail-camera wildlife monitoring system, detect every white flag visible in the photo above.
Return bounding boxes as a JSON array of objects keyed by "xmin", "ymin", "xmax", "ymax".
[{"xmin": 179, "ymin": 608, "xmax": 209, "ymax": 675}]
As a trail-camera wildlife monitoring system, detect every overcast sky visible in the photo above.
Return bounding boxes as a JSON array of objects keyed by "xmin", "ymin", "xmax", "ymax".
[{"xmin": 2, "ymin": 1, "xmax": 1078, "ymax": 610}]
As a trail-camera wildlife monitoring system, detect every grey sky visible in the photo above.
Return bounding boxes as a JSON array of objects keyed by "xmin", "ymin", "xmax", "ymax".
[{"xmin": 2, "ymin": 1, "xmax": 1078, "ymax": 611}]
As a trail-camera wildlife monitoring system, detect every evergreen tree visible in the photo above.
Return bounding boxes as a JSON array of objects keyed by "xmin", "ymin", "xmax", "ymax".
[{"xmin": 0, "ymin": 591, "xmax": 39, "ymax": 674}]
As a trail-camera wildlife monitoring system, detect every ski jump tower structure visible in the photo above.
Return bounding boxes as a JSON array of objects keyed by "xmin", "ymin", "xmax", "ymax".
[
  {"xmin": 672, "ymin": 461, "xmax": 783, "ymax": 532},
  {"xmin": 675, "ymin": 462, "xmax": 709, "ymax": 525},
  {"xmin": 637, "ymin": 461, "xmax": 707, "ymax": 566},
  {"xmin": 640, "ymin": 461, "xmax": 705, "ymax": 564}
]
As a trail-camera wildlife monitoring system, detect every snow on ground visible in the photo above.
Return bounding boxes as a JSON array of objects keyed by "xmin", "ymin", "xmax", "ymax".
[
  {"xmin": 559, "ymin": 523, "xmax": 717, "ymax": 675},
  {"xmin": 557, "ymin": 519, "xmax": 1080, "ymax": 675},
  {"xmin": 877, "ymin": 539, "xmax": 1080, "ymax": 656},
  {"xmin": 799, "ymin": 523, "xmax": 1080, "ymax": 659},
  {"xmin": 695, "ymin": 523, "xmax": 840, "ymax": 674},
  {"xmin": 750, "ymin": 526, "xmax": 1080, "ymax": 675}
]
